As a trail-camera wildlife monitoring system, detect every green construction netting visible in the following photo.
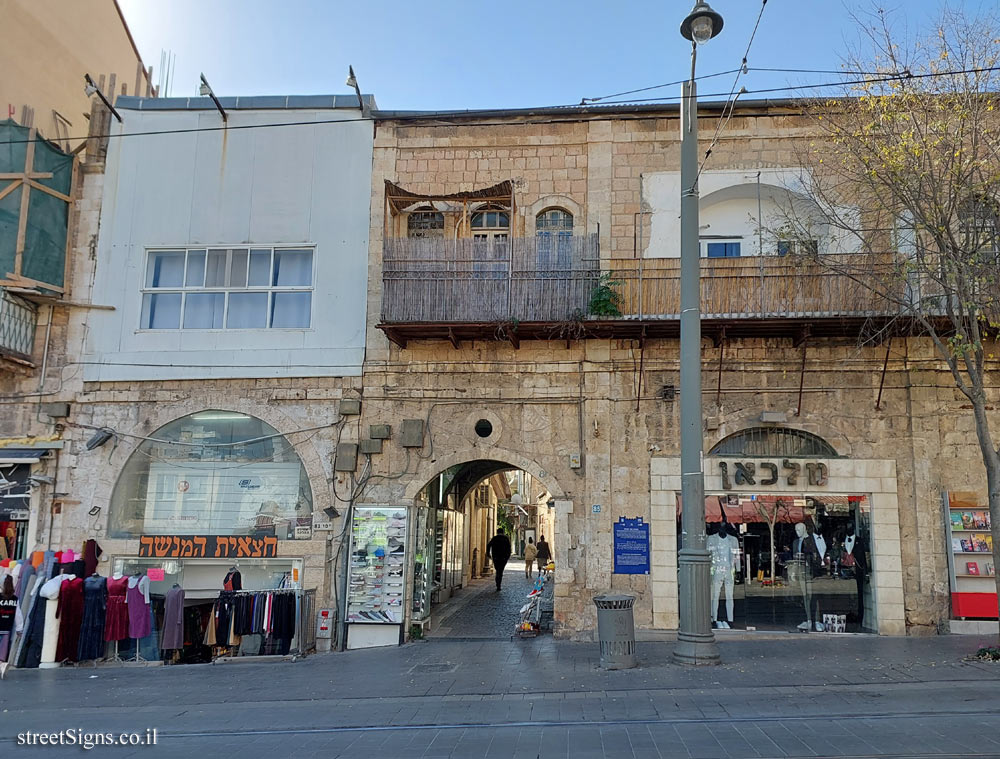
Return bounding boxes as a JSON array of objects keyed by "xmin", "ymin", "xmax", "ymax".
[{"xmin": 0, "ymin": 119, "xmax": 73, "ymax": 292}]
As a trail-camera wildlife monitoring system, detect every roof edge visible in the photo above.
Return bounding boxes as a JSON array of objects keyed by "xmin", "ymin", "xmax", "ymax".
[
  {"xmin": 371, "ymin": 97, "xmax": 813, "ymax": 121},
  {"xmin": 114, "ymin": 94, "xmax": 377, "ymax": 112}
]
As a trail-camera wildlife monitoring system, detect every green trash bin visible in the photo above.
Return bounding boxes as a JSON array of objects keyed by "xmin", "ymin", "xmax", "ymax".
[{"xmin": 593, "ymin": 593, "xmax": 636, "ymax": 669}]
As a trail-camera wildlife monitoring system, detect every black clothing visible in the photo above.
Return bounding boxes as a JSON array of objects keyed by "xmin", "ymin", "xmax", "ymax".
[
  {"xmin": 535, "ymin": 540, "xmax": 551, "ymax": 562},
  {"xmin": 77, "ymin": 575, "xmax": 108, "ymax": 660},
  {"xmin": 223, "ymin": 570, "xmax": 242, "ymax": 591},
  {"xmin": 486, "ymin": 534, "xmax": 511, "ymax": 590},
  {"xmin": 486, "ymin": 534, "xmax": 511, "ymax": 563},
  {"xmin": 20, "ymin": 590, "xmax": 47, "ymax": 668},
  {"xmin": 0, "ymin": 596, "xmax": 15, "ymax": 633}
]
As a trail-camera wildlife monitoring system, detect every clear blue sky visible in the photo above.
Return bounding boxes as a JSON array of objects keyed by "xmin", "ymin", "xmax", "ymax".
[{"xmin": 117, "ymin": 1, "xmax": 984, "ymax": 111}]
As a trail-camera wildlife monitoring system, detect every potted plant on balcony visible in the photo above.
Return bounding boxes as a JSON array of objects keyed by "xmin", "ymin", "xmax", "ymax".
[{"xmin": 587, "ymin": 272, "xmax": 624, "ymax": 318}]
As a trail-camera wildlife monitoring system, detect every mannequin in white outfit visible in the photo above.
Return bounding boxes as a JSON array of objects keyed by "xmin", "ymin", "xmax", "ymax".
[{"xmin": 708, "ymin": 523, "xmax": 739, "ymax": 628}]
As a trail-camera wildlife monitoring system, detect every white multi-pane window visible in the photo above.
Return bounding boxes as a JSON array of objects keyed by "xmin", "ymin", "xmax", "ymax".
[{"xmin": 140, "ymin": 247, "xmax": 313, "ymax": 330}]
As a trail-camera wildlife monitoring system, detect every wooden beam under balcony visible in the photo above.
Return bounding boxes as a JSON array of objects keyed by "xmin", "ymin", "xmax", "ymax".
[{"xmin": 377, "ymin": 315, "xmax": 922, "ymax": 348}]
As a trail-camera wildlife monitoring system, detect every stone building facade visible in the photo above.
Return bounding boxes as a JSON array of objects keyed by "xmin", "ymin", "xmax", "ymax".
[
  {"xmin": 357, "ymin": 101, "xmax": 999, "ymax": 639},
  {"xmin": 3, "ymin": 97, "xmax": 997, "ymax": 659}
]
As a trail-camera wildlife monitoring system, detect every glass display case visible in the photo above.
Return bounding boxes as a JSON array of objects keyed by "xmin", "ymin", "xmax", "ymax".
[
  {"xmin": 347, "ymin": 506, "xmax": 407, "ymax": 624},
  {"xmin": 412, "ymin": 508, "xmax": 434, "ymax": 621}
]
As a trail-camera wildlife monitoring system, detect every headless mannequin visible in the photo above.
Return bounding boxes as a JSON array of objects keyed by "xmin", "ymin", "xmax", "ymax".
[
  {"xmin": 791, "ymin": 523, "xmax": 821, "ymax": 631},
  {"xmin": 843, "ymin": 520, "xmax": 868, "ymax": 626},
  {"xmin": 708, "ymin": 523, "xmax": 738, "ymax": 628}
]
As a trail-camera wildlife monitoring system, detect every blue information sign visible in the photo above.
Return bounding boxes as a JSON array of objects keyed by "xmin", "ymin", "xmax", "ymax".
[{"xmin": 613, "ymin": 516, "xmax": 650, "ymax": 574}]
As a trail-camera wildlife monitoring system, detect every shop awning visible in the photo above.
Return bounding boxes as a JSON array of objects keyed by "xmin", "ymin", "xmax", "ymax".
[{"xmin": 678, "ymin": 494, "xmax": 864, "ymax": 523}]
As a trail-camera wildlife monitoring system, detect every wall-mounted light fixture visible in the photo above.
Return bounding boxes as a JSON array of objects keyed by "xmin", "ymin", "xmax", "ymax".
[
  {"xmin": 199, "ymin": 73, "xmax": 228, "ymax": 122},
  {"xmin": 83, "ymin": 74, "xmax": 122, "ymax": 122},
  {"xmin": 85, "ymin": 428, "xmax": 114, "ymax": 450}
]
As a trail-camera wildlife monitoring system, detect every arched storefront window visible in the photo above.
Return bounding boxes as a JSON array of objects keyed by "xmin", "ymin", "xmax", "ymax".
[
  {"xmin": 709, "ymin": 427, "xmax": 837, "ymax": 458},
  {"xmin": 109, "ymin": 410, "xmax": 313, "ymax": 539}
]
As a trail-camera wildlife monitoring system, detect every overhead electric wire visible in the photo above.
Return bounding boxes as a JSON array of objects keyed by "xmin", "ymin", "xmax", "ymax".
[
  {"xmin": 592, "ymin": 65, "xmax": 1000, "ymax": 105},
  {"xmin": 580, "ymin": 67, "xmax": 741, "ymax": 104},
  {"xmin": 695, "ymin": 0, "xmax": 768, "ymax": 181},
  {"xmin": 0, "ymin": 65, "xmax": 997, "ymax": 147}
]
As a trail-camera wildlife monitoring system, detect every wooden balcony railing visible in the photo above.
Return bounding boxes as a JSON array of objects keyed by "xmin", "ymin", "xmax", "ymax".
[
  {"xmin": 381, "ymin": 239, "xmax": 905, "ymax": 326},
  {"xmin": 610, "ymin": 256, "xmax": 904, "ymax": 320},
  {"xmin": 382, "ymin": 236, "xmax": 601, "ymax": 323}
]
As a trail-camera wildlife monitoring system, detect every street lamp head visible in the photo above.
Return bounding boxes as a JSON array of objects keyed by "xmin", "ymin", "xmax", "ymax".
[{"xmin": 680, "ymin": 0, "xmax": 724, "ymax": 44}]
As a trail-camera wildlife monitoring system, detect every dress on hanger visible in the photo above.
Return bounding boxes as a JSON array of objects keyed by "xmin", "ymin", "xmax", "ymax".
[
  {"xmin": 77, "ymin": 575, "xmax": 108, "ymax": 660},
  {"xmin": 126, "ymin": 575, "xmax": 151, "ymax": 639},
  {"xmin": 104, "ymin": 576, "xmax": 130, "ymax": 642},
  {"xmin": 161, "ymin": 586, "xmax": 185, "ymax": 650},
  {"xmin": 55, "ymin": 576, "xmax": 85, "ymax": 662},
  {"xmin": 83, "ymin": 540, "xmax": 102, "ymax": 578}
]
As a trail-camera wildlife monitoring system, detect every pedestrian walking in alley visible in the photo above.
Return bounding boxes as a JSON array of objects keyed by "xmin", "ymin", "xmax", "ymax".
[
  {"xmin": 486, "ymin": 528, "xmax": 512, "ymax": 591},
  {"xmin": 536, "ymin": 536, "xmax": 551, "ymax": 576},
  {"xmin": 523, "ymin": 537, "xmax": 538, "ymax": 578}
]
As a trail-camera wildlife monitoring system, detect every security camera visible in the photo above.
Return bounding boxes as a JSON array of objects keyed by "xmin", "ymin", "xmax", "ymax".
[{"xmin": 29, "ymin": 474, "xmax": 55, "ymax": 486}]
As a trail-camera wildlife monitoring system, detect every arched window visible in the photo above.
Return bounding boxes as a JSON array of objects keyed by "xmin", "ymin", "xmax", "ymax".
[
  {"xmin": 407, "ymin": 207, "xmax": 444, "ymax": 239},
  {"xmin": 470, "ymin": 208, "xmax": 510, "ymax": 242},
  {"xmin": 709, "ymin": 427, "xmax": 837, "ymax": 458},
  {"xmin": 536, "ymin": 208, "xmax": 573, "ymax": 269},
  {"xmin": 109, "ymin": 410, "xmax": 314, "ymax": 538}
]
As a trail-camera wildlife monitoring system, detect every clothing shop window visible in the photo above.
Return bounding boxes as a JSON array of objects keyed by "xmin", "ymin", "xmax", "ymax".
[
  {"xmin": 109, "ymin": 410, "xmax": 314, "ymax": 538},
  {"xmin": 140, "ymin": 247, "xmax": 314, "ymax": 330},
  {"xmin": 536, "ymin": 208, "xmax": 573, "ymax": 269},
  {"xmin": 709, "ymin": 427, "xmax": 838, "ymax": 458},
  {"xmin": 0, "ymin": 462, "xmax": 30, "ymax": 560},
  {"xmin": 698, "ymin": 493, "xmax": 875, "ymax": 633}
]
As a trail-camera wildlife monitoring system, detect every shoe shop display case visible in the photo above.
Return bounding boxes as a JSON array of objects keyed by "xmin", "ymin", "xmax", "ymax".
[
  {"xmin": 346, "ymin": 506, "xmax": 408, "ymax": 649},
  {"xmin": 944, "ymin": 491, "xmax": 998, "ymax": 620}
]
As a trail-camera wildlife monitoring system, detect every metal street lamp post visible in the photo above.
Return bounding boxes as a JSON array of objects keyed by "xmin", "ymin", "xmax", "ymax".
[{"xmin": 673, "ymin": 0, "xmax": 723, "ymax": 667}]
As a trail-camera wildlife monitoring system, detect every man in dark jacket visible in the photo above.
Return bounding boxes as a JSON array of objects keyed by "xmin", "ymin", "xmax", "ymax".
[{"xmin": 485, "ymin": 528, "xmax": 512, "ymax": 591}]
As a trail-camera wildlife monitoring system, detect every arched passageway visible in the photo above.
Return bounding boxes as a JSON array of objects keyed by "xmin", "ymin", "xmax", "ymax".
[{"xmin": 410, "ymin": 460, "xmax": 558, "ymax": 639}]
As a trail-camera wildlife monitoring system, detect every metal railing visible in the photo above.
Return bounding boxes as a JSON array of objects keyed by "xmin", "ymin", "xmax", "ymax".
[{"xmin": 0, "ymin": 288, "xmax": 37, "ymax": 359}]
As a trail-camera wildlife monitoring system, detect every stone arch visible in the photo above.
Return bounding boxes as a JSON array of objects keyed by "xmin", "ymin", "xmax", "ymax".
[
  {"xmin": 90, "ymin": 401, "xmax": 332, "ymax": 517},
  {"xmin": 403, "ymin": 445, "xmax": 566, "ymax": 501},
  {"xmin": 526, "ymin": 194, "xmax": 583, "ymax": 235},
  {"xmin": 708, "ymin": 418, "xmax": 852, "ymax": 460},
  {"xmin": 708, "ymin": 426, "xmax": 838, "ymax": 458}
]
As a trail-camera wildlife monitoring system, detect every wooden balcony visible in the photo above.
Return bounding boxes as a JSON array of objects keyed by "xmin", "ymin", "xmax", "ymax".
[{"xmin": 379, "ymin": 240, "xmax": 907, "ymax": 347}]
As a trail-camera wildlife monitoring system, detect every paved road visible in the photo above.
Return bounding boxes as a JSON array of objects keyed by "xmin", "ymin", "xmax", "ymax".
[
  {"xmin": 431, "ymin": 559, "xmax": 552, "ymax": 638},
  {"xmin": 2, "ymin": 634, "xmax": 1000, "ymax": 757}
]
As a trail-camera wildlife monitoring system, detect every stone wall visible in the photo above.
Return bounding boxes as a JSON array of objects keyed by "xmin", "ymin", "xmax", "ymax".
[{"xmin": 363, "ymin": 107, "xmax": 1000, "ymax": 637}]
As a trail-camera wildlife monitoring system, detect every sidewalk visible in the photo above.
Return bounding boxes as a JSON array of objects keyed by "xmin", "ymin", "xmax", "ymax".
[{"xmin": 2, "ymin": 633, "xmax": 1000, "ymax": 758}]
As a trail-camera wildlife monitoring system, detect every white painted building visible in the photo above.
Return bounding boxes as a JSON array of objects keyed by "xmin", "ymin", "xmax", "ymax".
[
  {"xmin": 85, "ymin": 95, "xmax": 375, "ymax": 381},
  {"xmin": 642, "ymin": 168, "xmax": 855, "ymax": 258}
]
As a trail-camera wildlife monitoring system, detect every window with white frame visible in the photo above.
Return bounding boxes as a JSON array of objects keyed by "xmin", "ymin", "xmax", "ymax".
[
  {"xmin": 701, "ymin": 238, "xmax": 742, "ymax": 258},
  {"xmin": 140, "ymin": 247, "xmax": 314, "ymax": 330}
]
